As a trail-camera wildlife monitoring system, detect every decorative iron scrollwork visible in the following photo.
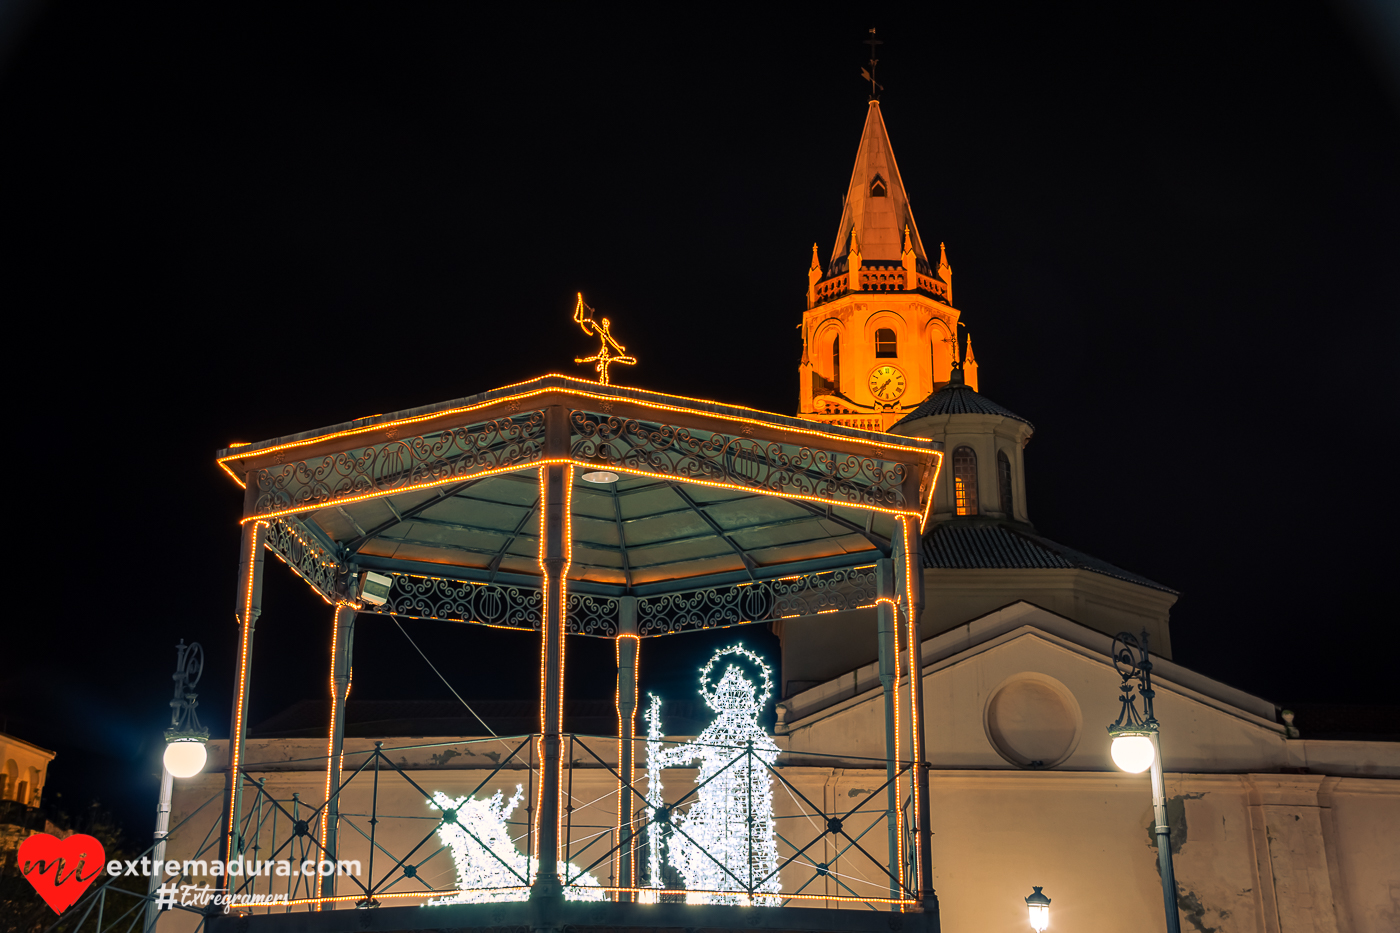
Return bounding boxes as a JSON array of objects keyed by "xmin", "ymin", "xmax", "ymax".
[
  {"xmin": 569, "ymin": 411, "xmax": 909, "ymax": 509},
  {"xmin": 368, "ymin": 567, "xmax": 875, "ymax": 637},
  {"xmin": 252, "ymin": 411, "xmax": 547, "ymax": 516},
  {"xmin": 265, "ymin": 517, "xmax": 344, "ymax": 601},
  {"xmin": 636, "ymin": 565, "xmax": 878, "ymax": 636},
  {"xmin": 379, "ymin": 574, "xmax": 544, "ymax": 632},
  {"xmin": 374, "ymin": 574, "xmax": 620, "ymax": 636},
  {"xmin": 566, "ymin": 593, "xmax": 621, "ymax": 637}
]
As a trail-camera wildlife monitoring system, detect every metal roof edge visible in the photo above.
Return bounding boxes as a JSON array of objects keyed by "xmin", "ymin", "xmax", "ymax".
[{"xmin": 217, "ymin": 373, "xmax": 940, "ymax": 460}]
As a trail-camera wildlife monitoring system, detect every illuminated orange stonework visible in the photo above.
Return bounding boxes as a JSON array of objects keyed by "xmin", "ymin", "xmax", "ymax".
[{"xmin": 799, "ymin": 100, "xmax": 979, "ymax": 431}]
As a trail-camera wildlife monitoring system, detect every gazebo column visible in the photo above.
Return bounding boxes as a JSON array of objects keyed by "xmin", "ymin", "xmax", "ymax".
[
  {"xmin": 223, "ymin": 517, "xmax": 267, "ymax": 869},
  {"xmin": 615, "ymin": 598, "xmax": 639, "ymax": 899},
  {"xmin": 897, "ymin": 517, "xmax": 938, "ymax": 918},
  {"xmin": 874, "ymin": 559, "xmax": 901, "ymax": 907},
  {"xmin": 532, "ymin": 461, "xmax": 571, "ymax": 900},
  {"xmin": 320, "ymin": 601, "xmax": 356, "ymax": 906}
]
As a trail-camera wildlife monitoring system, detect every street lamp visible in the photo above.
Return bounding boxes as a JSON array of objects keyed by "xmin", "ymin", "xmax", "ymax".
[
  {"xmin": 146, "ymin": 641, "xmax": 208, "ymax": 933},
  {"xmin": 1108, "ymin": 630, "xmax": 1181, "ymax": 933},
  {"xmin": 1024, "ymin": 886, "xmax": 1051, "ymax": 931}
]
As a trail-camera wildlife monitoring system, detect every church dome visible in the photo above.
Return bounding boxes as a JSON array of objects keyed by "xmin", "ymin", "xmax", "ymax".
[{"xmin": 891, "ymin": 365, "xmax": 1033, "ymax": 430}]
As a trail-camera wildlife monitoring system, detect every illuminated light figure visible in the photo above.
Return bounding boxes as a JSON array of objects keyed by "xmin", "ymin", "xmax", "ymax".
[
  {"xmin": 426, "ymin": 788, "xmax": 603, "ymax": 904},
  {"xmin": 645, "ymin": 645, "xmax": 780, "ymax": 906},
  {"xmin": 572, "ymin": 293, "xmax": 637, "ymax": 385}
]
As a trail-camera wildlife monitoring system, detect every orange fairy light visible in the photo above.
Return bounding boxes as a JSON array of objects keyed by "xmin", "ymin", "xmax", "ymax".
[
  {"xmin": 215, "ymin": 375, "xmax": 933, "ymax": 487},
  {"xmin": 572, "ymin": 294, "xmax": 637, "ymax": 386}
]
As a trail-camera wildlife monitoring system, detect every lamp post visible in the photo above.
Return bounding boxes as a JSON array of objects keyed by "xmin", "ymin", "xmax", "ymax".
[
  {"xmin": 1024, "ymin": 886, "xmax": 1051, "ymax": 931},
  {"xmin": 145, "ymin": 641, "xmax": 208, "ymax": 933},
  {"xmin": 1108, "ymin": 630, "xmax": 1180, "ymax": 933}
]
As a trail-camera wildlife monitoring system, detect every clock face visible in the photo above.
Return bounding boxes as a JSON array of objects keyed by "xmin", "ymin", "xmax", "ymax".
[{"xmin": 868, "ymin": 365, "xmax": 906, "ymax": 402}]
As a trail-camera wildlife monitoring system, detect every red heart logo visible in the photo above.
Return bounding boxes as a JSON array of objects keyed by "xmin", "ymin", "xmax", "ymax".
[{"xmin": 18, "ymin": 833, "xmax": 107, "ymax": 915}]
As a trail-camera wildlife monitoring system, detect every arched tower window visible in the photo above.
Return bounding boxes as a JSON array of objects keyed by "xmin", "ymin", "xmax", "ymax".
[
  {"xmin": 929, "ymin": 324, "xmax": 954, "ymax": 384},
  {"xmin": 953, "ymin": 446, "xmax": 978, "ymax": 516},
  {"xmin": 997, "ymin": 451, "xmax": 1013, "ymax": 516},
  {"xmin": 875, "ymin": 328, "xmax": 897, "ymax": 358},
  {"xmin": 870, "ymin": 175, "xmax": 887, "ymax": 197},
  {"xmin": 832, "ymin": 335, "xmax": 841, "ymax": 387}
]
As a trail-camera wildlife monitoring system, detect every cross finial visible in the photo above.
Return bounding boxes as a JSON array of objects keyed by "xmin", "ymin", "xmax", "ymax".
[
  {"xmin": 572, "ymin": 292, "xmax": 637, "ymax": 386},
  {"xmin": 861, "ymin": 28, "xmax": 884, "ymax": 99}
]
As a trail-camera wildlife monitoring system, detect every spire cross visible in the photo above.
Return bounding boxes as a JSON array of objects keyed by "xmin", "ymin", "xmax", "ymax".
[
  {"xmin": 861, "ymin": 28, "xmax": 884, "ymax": 99},
  {"xmin": 572, "ymin": 292, "xmax": 637, "ymax": 386}
]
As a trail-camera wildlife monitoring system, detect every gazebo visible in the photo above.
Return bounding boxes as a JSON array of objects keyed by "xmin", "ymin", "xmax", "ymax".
[{"xmin": 208, "ymin": 373, "xmax": 944, "ymax": 933}]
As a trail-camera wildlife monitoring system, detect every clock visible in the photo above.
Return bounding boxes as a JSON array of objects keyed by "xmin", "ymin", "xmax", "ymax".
[{"xmin": 868, "ymin": 365, "xmax": 906, "ymax": 402}]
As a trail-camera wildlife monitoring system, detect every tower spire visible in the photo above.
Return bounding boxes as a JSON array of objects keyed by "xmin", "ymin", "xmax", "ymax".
[{"xmin": 829, "ymin": 100, "xmax": 927, "ymax": 274}]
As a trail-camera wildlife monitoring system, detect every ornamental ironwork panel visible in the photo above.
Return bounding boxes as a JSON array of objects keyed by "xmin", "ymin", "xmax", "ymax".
[
  {"xmin": 376, "ymin": 574, "xmax": 545, "ymax": 631},
  {"xmin": 251, "ymin": 411, "xmax": 547, "ymax": 516},
  {"xmin": 265, "ymin": 517, "xmax": 345, "ymax": 601},
  {"xmin": 636, "ymin": 565, "xmax": 878, "ymax": 636},
  {"xmin": 566, "ymin": 592, "xmax": 621, "ymax": 637},
  {"xmin": 569, "ymin": 411, "xmax": 910, "ymax": 509}
]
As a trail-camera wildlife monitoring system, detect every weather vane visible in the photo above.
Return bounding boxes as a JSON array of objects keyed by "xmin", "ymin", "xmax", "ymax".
[
  {"xmin": 572, "ymin": 292, "xmax": 637, "ymax": 386},
  {"xmin": 862, "ymin": 27, "xmax": 884, "ymax": 99}
]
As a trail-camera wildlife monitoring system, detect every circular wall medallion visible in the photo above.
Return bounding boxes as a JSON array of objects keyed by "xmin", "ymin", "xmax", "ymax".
[{"xmin": 982, "ymin": 673, "xmax": 1083, "ymax": 769}]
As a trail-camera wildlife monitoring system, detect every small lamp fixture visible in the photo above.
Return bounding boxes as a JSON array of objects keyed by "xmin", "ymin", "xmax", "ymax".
[
  {"xmin": 1025, "ymin": 886, "xmax": 1051, "ymax": 932},
  {"xmin": 358, "ymin": 570, "xmax": 393, "ymax": 607},
  {"xmin": 580, "ymin": 471, "xmax": 619, "ymax": 484},
  {"xmin": 163, "ymin": 738, "xmax": 207, "ymax": 779},
  {"xmin": 1109, "ymin": 730, "xmax": 1156, "ymax": 773}
]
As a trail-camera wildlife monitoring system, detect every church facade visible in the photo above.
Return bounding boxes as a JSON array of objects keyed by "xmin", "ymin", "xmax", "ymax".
[{"xmin": 776, "ymin": 98, "xmax": 1399, "ymax": 933}]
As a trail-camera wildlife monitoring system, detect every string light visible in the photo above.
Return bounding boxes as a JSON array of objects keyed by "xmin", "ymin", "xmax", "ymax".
[
  {"xmin": 645, "ymin": 645, "xmax": 780, "ymax": 906},
  {"xmin": 900, "ymin": 516, "xmax": 921, "ymax": 893},
  {"xmin": 320, "ymin": 601, "xmax": 353, "ymax": 862},
  {"xmin": 425, "ymin": 788, "xmax": 603, "ymax": 904},
  {"xmin": 616, "ymin": 633, "xmax": 640, "ymax": 889},
  {"xmin": 227, "ymin": 521, "xmax": 266, "ymax": 867},
  {"xmin": 216, "ymin": 376, "xmax": 934, "ymax": 487},
  {"xmin": 573, "ymin": 293, "xmax": 638, "ymax": 386},
  {"xmin": 919, "ymin": 452, "xmax": 944, "ymax": 533}
]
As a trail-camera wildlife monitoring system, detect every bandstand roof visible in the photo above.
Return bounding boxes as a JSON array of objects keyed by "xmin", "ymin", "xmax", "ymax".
[{"xmin": 217, "ymin": 375, "xmax": 942, "ymax": 637}]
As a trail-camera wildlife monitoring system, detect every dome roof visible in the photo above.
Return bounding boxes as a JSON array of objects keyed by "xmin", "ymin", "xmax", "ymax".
[{"xmin": 891, "ymin": 366, "xmax": 1033, "ymax": 430}]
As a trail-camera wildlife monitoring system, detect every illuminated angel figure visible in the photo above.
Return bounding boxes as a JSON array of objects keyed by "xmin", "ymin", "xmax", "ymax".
[
  {"xmin": 572, "ymin": 292, "xmax": 637, "ymax": 385},
  {"xmin": 645, "ymin": 645, "xmax": 780, "ymax": 906}
]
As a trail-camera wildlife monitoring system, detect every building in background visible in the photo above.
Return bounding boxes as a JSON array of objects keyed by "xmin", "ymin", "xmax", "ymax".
[{"xmin": 0, "ymin": 731, "xmax": 56, "ymax": 862}]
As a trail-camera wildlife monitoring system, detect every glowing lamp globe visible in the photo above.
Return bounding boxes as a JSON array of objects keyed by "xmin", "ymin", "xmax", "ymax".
[
  {"xmin": 1110, "ymin": 733, "xmax": 1155, "ymax": 773},
  {"xmin": 1024, "ymin": 886, "xmax": 1051, "ymax": 932},
  {"xmin": 163, "ymin": 738, "xmax": 207, "ymax": 778}
]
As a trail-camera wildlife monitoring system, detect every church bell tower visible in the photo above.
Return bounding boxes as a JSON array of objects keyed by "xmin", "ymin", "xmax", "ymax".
[{"xmin": 799, "ymin": 100, "xmax": 977, "ymax": 431}]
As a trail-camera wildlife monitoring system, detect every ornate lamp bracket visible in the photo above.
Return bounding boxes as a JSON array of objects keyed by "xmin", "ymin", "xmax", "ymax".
[
  {"xmin": 164, "ymin": 640, "xmax": 210, "ymax": 745},
  {"xmin": 1107, "ymin": 629, "xmax": 1158, "ymax": 738}
]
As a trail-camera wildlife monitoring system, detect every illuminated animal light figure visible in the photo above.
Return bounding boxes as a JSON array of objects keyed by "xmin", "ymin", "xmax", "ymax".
[
  {"xmin": 572, "ymin": 292, "xmax": 637, "ymax": 385},
  {"xmin": 426, "ymin": 787, "xmax": 603, "ymax": 904},
  {"xmin": 644, "ymin": 645, "xmax": 780, "ymax": 906}
]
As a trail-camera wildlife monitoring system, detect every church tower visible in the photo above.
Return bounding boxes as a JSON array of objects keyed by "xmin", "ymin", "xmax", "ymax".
[
  {"xmin": 799, "ymin": 100, "xmax": 976, "ymax": 432},
  {"xmin": 781, "ymin": 96, "xmax": 1178, "ymax": 686}
]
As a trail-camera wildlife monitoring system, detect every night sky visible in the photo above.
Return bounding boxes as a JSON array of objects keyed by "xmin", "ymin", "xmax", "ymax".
[{"xmin": 4, "ymin": 5, "xmax": 1398, "ymax": 838}]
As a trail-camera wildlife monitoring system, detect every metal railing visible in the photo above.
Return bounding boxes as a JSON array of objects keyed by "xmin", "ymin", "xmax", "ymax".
[{"xmin": 41, "ymin": 733, "xmax": 919, "ymax": 933}]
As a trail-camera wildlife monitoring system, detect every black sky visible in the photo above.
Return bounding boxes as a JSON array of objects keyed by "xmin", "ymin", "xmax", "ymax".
[{"xmin": 4, "ymin": 4, "xmax": 1398, "ymax": 837}]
